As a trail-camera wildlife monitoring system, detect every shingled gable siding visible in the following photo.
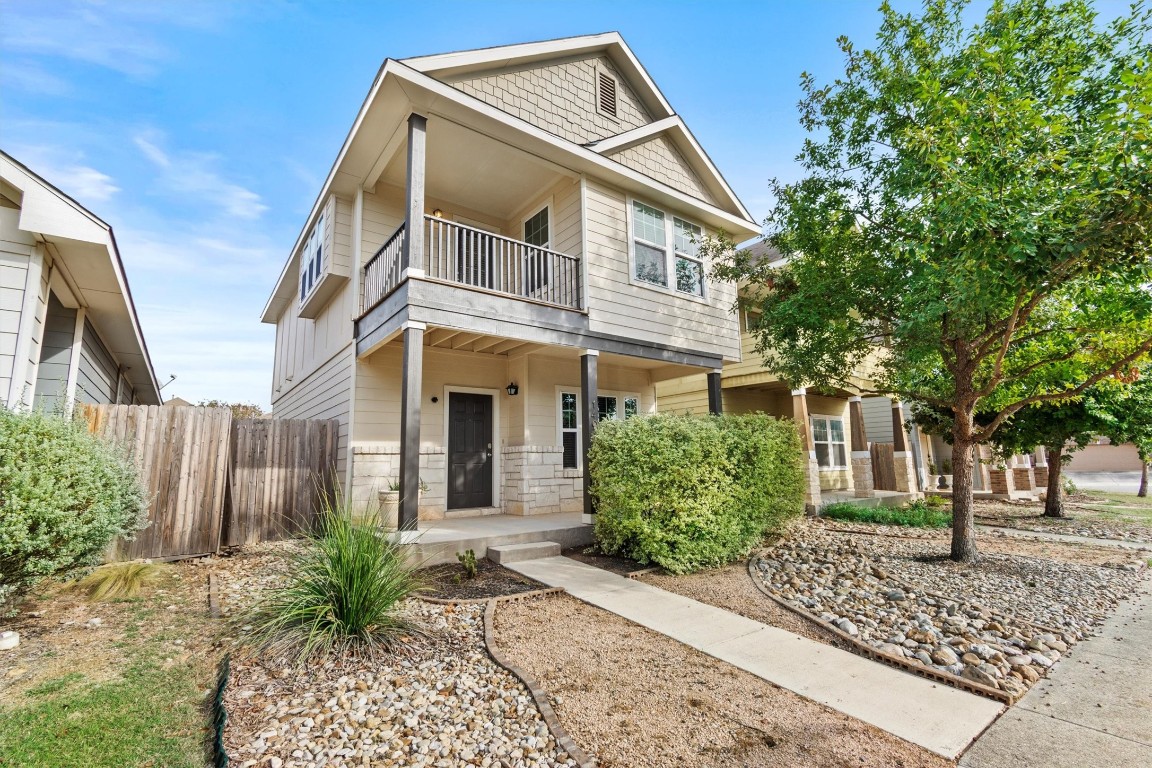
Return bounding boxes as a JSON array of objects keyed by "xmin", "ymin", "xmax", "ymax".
[
  {"xmin": 608, "ymin": 135, "xmax": 718, "ymax": 206},
  {"xmin": 448, "ymin": 56, "xmax": 651, "ymax": 145}
]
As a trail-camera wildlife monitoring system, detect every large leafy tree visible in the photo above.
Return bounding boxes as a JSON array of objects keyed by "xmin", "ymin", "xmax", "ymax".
[
  {"xmin": 1099, "ymin": 367, "xmax": 1152, "ymax": 496},
  {"xmin": 715, "ymin": 0, "xmax": 1152, "ymax": 561}
]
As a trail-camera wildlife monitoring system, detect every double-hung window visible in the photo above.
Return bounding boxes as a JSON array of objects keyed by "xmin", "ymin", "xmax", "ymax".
[
  {"xmin": 523, "ymin": 205, "xmax": 550, "ymax": 293},
  {"xmin": 559, "ymin": 390, "xmax": 640, "ymax": 469},
  {"xmin": 630, "ymin": 200, "xmax": 705, "ymax": 297},
  {"xmin": 299, "ymin": 213, "xmax": 324, "ymax": 302},
  {"xmin": 811, "ymin": 415, "xmax": 848, "ymax": 469}
]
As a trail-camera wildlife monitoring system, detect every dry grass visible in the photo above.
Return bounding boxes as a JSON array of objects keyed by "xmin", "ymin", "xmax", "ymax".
[{"xmin": 73, "ymin": 561, "xmax": 169, "ymax": 600}]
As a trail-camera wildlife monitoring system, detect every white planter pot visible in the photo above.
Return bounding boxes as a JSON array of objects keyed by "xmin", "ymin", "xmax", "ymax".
[{"xmin": 377, "ymin": 490, "xmax": 400, "ymax": 530}]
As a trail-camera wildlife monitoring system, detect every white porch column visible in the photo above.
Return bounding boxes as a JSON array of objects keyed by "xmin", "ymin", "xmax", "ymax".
[{"xmin": 64, "ymin": 306, "xmax": 86, "ymax": 405}]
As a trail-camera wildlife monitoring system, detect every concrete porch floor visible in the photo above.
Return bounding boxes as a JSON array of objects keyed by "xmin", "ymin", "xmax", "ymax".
[
  {"xmin": 821, "ymin": 489, "xmax": 919, "ymax": 508},
  {"xmin": 396, "ymin": 512, "xmax": 593, "ymax": 566}
]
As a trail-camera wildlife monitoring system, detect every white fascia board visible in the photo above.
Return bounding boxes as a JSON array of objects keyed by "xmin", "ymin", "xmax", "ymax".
[
  {"xmin": 390, "ymin": 62, "xmax": 758, "ymax": 236},
  {"xmin": 261, "ymin": 59, "xmax": 402, "ymax": 323},
  {"xmin": 587, "ymin": 116, "xmax": 680, "ymax": 154},
  {"xmin": 589, "ymin": 116, "xmax": 755, "ymax": 223}
]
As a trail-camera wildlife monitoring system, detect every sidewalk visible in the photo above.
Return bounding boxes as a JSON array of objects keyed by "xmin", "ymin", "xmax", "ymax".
[
  {"xmin": 507, "ymin": 556, "xmax": 1003, "ymax": 759},
  {"xmin": 978, "ymin": 525, "xmax": 1152, "ymax": 551},
  {"xmin": 960, "ymin": 575, "xmax": 1152, "ymax": 767}
]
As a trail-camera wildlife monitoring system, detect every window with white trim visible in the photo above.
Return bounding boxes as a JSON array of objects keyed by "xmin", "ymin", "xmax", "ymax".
[
  {"xmin": 559, "ymin": 390, "xmax": 640, "ymax": 469},
  {"xmin": 630, "ymin": 200, "xmax": 705, "ymax": 297},
  {"xmin": 523, "ymin": 205, "xmax": 550, "ymax": 293},
  {"xmin": 811, "ymin": 415, "xmax": 847, "ymax": 469},
  {"xmin": 299, "ymin": 213, "xmax": 324, "ymax": 302}
]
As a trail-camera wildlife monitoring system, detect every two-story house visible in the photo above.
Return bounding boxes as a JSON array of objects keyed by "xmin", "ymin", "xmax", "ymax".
[
  {"xmin": 1, "ymin": 151, "xmax": 161, "ymax": 411},
  {"xmin": 261, "ymin": 33, "xmax": 760, "ymax": 530}
]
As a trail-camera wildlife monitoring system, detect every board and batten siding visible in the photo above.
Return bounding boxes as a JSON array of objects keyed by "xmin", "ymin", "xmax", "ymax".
[
  {"xmin": 449, "ymin": 55, "xmax": 651, "ymax": 146},
  {"xmin": 583, "ymin": 179, "xmax": 740, "ymax": 361}
]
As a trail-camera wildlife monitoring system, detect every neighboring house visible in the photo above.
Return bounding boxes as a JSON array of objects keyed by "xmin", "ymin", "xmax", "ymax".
[
  {"xmin": 655, "ymin": 241, "xmax": 924, "ymax": 509},
  {"xmin": 1, "ymin": 151, "xmax": 160, "ymax": 411},
  {"xmin": 261, "ymin": 33, "xmax": 760, "ymax": 529}
]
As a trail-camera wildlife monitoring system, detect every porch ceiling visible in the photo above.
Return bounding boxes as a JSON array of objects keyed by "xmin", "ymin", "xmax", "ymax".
[
  {"xmin": 423, "ymin": 327, "xmax": 543, "ymax": 357},
  {"xmin": 379, "ymin": 117, "xmax": 569, "ymax": 222}
]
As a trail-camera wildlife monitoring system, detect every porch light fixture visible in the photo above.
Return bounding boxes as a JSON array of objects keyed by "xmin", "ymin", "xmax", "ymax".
[
  {"xmin": 506, "ymin": 382, "xmax": 519, "ymax": 396},
  {"xmin": 431, "ymin": 208, "xmax": 443, "ymax": 218}
]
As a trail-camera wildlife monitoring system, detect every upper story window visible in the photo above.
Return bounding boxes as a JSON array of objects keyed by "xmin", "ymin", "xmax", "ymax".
[
  {"xmin": 299, "ymin": 213, "xmax": 325, "ymax": 302},
  {"xmin": 630, "ymin": 200, "xmax": 705, "ymax": 298}
]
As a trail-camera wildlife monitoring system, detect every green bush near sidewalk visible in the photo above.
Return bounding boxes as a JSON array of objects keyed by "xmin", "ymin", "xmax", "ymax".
[
  {"xmin": 589, "ymin": 412, "xmax": 805, "ymax": 573},
  {"xmin": 0, "ymin": 408, "xmax": 146, "ymax": 612}
]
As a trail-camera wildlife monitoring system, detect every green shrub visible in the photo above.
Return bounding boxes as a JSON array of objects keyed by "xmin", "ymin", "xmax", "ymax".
[
  {"xmin": 820, "ymin": 499, "xmax": 951, "ymax": 528},
  {"xmin": 0, "ymin": 408, "xmax": 146, "ymax": 611},
  {"xmin": 241, "ymin": 496, "xmax": 422, "ymax": 663},
  {"xmin": 456, "ymin": 548, "xmax": 478, "ymax": 579},
  {"xmin": 589, "ymin": 412, "xmax": 805, "ymax": 574}
]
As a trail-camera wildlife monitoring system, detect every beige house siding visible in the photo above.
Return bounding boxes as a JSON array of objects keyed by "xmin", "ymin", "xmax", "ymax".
[
  {"xmin": 608, "ymin": 135, "xmax": 718, "ymax": 206},
  {"xmin": 1066, "ymin": 441, "xmax": 1143, "ymax": 472},
  {"xmin": 1, "ymin": 206, "xmax": 40, "ymax": 404},
  {"xmin": 583, "ymin": 179, "xmax": 741, "ymax": 361},
  {"xmin": 271, "ymin": 343, "xmax": 354, "ymax": 476},
  {"xmin": 449, "ymin": 55, "xmax": 651, "ymax": 145}
]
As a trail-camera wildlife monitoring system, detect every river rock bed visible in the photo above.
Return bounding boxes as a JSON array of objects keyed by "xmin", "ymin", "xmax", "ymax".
[{"xmin": 753, "ymin": 528, "xmax": 1146, "ymax": 698}]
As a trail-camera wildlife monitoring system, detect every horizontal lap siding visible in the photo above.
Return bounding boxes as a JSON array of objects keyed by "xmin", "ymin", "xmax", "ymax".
[
  {"xmin": 861, "ymin": 396, "xmax": 894, "ymax": 443},
  {"xmin": 272, "ymin": 344, "xmax": 353, "ymax": 475},
  {"xmin": 584, "ymin": 180, "xmax": 740, "ymax": 360},
  {"xmin": 76, "ymin": 319, "xmax": 118, "ymax": 404},
  {"xmin": 34, "ymin": 293, "xmax": 75, "ymax": 409},
  {"xmin": 0, "ymin": 253, "xmax": 27, "ymax": 399}
]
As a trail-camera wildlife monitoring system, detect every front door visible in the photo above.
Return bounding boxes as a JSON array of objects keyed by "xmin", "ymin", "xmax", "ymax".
[{"xmin": 448, "ymin": 392, "xmax": 493, "ymax": 509}]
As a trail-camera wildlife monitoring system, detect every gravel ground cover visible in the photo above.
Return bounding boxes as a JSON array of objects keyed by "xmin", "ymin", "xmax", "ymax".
[
  {"xmin": 753, "ymin": 524, "xmax": 1147, "ymax": 698},
  {"xmin": 493, "ymin": 593, "xmax": 951, "ymax": 768},
  {"xmin": 215, "ymin": 542, "xmax": 576, "ymax": 768},
  {"xmin": 973, "ymin": 498, "xmax": 1152, "ymax": 543}
]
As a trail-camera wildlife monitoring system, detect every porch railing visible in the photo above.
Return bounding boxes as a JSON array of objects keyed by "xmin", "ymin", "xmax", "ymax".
[{"xmin": 360, "ymin": 215, "xmax": 583, "ymax": 314}]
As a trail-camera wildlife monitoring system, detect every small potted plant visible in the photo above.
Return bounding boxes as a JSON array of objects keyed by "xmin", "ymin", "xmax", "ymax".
[
  {"xmin": 378, "ymin": 478, "xmax": 429, "ymax": 530},
  {"xmin": 939, "ymin": 458, "xmax": 953, "ymax": 490}
]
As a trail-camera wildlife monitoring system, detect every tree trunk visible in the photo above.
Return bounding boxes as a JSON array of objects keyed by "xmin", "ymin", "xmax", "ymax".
[
  {"xmin": 950, "ymin": 425, "xmax": 978, "ymax": 562},
  {"xmin": 1044, "ymin": 443, "xmax": 1065, "ymax": 517},
  {"xmin": 1139, "ymin": 461, "xmax": 1148, "ymax": 498}
]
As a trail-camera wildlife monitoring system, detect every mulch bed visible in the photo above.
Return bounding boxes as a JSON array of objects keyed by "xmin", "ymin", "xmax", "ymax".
[
  {"xmin": 561, "ymin": 545, "xmax": 652, "ymax": 576},
  {"xmin": 417, "ymin": 558, "xmax": 547, "ymax": 601}
]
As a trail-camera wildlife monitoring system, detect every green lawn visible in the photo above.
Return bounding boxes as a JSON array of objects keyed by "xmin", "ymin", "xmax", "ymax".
[
  {"xmin": 0, "ymin": 586, "xmax": 212, "ymax": 767},
  {"xmin": 1078, "ymin": 490, "xmax": 1152, "ymax": 523},
  {"xmin": 820, "ymin": 499, "xmax": 952, "ymax": 528}
]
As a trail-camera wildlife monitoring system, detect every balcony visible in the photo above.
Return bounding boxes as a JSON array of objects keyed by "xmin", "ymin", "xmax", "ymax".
[{"xmin": 361, "ymin": 215, "xmax": 583, "ymax": 315}]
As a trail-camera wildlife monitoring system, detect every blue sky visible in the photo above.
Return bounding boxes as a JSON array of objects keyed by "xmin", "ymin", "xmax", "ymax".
[{"xmin": 0, "ymin": 0, "xmax": 1127, "ymax": 407}]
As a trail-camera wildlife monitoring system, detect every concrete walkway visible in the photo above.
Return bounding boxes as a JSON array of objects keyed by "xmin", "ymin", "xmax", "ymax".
[
  {"xmin": 960, "ymin": 576, "xmax": 1152, "ymax": 767},
  {"xmin": 978, "ymin": 525, "xmax": 1152, "ymax": 551},
  {"xmin": 507, "ymin": 556, "xmax": 1004, "ymax": 759}
]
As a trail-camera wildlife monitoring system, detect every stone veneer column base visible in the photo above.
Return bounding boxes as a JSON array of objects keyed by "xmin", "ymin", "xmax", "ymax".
[
  {"xmin": 804, "ymin": 457, "xmax": 822, "ymax": 514},
  {"xmin": 851, "ymin": 450, "xmax": 875, "ymax": 498},
  {"xmin": 501, "ymin": 446, "xmax": 583, "ymax": 516},
  {"xmin": 351, "ymin": 444, "xmax": 447, "ymax": 520},
  {"xmin": 892, "ymin": 451, "xmax": 921, "ymax": 498}
]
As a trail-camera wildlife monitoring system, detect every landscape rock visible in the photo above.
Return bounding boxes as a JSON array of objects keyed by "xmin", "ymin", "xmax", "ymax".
[{"xmin": 0, "ymin": 631, "xmax": 18, "ymax": 651}]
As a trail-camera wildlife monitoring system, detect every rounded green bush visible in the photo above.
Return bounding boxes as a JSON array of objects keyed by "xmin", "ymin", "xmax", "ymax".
[
  {"xmin": 0, "ymin": 408, "xmax": 146, "ymax": 610},
  {"xmin": 589, "ymin": 412, "xmax": 805, "ymax": 573}
]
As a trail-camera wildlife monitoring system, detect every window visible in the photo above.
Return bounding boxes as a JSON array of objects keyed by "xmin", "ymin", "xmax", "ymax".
[
  {"xmin": 630, "ymin": 200, "xmax": 706, "ymax": 297},
  {"xmin": 523, "ymin": 205, "xmax": 550, "ymax": 293},
  {"xmin": 597, "ymin": 71, "xmax": 618, "ymax": 117},
  {"xmin": 299, "ymin": 213, "xmax": 324, "ymax": 302},
  {"xmin": 742, "ymin": 309, "xmax": 762, "ymax": 333},
  {"xmin": 811, "ymin": 415, "xmax": 848, "ymax": 469},
  {"xmin": 559, "ymin": 390, "xmax": 640, "ymax": 469}
]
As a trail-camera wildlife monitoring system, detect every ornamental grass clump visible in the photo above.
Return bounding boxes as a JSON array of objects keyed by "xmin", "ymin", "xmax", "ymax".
[
  {"xmin": 0, "ymin": 408, "xmax": 146, "ymax": 613},
  {"xmin": 240, "ymin": 496, "xmax": 422, "ymax": 663},
  {"xmin": 76, "ymin": 561, "xmax": 168, "ymax": 600},
  {"xmin": 590, "ymin": 412, "xmax": 805, "ymax": 574}
]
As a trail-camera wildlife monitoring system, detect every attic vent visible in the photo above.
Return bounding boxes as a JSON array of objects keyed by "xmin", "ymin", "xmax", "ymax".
[{"xmin": 598, "ymin": 72, "xmax": 618, "ymax": 117}]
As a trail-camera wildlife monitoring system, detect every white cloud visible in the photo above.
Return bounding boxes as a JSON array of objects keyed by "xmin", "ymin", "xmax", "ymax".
[
  {"xmin": 134, "ymin": 132, "xmax": 270, "ymax": 220},
  {"xmin": 1, "ymin": 60, "xmax": 72, "ymax": 96},
  {"xmin": 6, "ymin": 144, "xmax": 121, "ymax": 205}
]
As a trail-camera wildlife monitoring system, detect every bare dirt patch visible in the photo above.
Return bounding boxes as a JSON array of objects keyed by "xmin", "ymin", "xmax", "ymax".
[
  {"xmin": 417, "ymin": 558, "xmax": 547, "ymax": 601},
  {"xmin": 493, "ymin": 593, "xmax": 952, "ymax": 768}
]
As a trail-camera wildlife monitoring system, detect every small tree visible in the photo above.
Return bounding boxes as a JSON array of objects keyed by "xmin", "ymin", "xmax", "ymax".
[
  {"xmin": 714, "ymin": 0, "xmax": 1152, "ymax": 561},
  {"xmin": 1100, "ymin": 367, "xmax": 1152, "ymax": 496},
  {"xmin": 197, "ymin": 400, "xmax": 265, "ymax": 420}
]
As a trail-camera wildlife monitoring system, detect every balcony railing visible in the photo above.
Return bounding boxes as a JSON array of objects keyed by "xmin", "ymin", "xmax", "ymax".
[{"xmin": 360, "ymin": 215, "xmax": 583, "ymax": 315}]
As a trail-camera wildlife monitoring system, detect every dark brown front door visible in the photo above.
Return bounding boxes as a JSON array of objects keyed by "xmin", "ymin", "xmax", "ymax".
[{"xmin": 448, "ymin": 392, "xmax": 493, "ymax": 509}]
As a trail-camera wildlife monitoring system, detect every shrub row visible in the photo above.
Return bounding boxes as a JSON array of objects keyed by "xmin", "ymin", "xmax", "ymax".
[{"xmin": 589, "ymin": 412, "xmax": 805, "ymax": 573}]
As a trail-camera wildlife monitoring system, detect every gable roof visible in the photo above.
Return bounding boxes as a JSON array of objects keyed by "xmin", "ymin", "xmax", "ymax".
[
  {"xmin": 261, "ymin": 33, "xmax": 760, "ymax": 322},
  {"xmin": 1, "ymin": 149, "xmax": 161, "ymax": 404}
]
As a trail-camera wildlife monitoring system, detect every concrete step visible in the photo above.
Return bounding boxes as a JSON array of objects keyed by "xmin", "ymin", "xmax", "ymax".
[{"xmin": 487, "ymin": 540, "xmax": 562, "ymax": 564}]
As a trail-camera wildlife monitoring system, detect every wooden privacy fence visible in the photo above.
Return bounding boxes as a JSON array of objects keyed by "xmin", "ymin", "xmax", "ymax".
[
  {"xmin": 870, "ymin": 442, "xmax": 898, "ymax": 491},
  {"xmin": 83, "ymin": 405, "xmax": 339, "ymax": 561}
]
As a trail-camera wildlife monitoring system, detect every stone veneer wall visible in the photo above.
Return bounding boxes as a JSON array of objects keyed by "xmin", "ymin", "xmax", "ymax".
[
  {"xmin": 502, "ymin": 446, "xmax": 583, "ymax": 516},
  {"xmin": 351, "ymin": 444, "xmax": 447, "ymax": 520},
  {"xmin": 892, "ymin": 451, "xmax": 921, "ymax": 497},
  {"xmin": 851, "ymin": 450, "xmax": 875, "ymax": 498},
  {"xmin": 802, "ymin": 456, "xmax": 822, "ymax": 513}
]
